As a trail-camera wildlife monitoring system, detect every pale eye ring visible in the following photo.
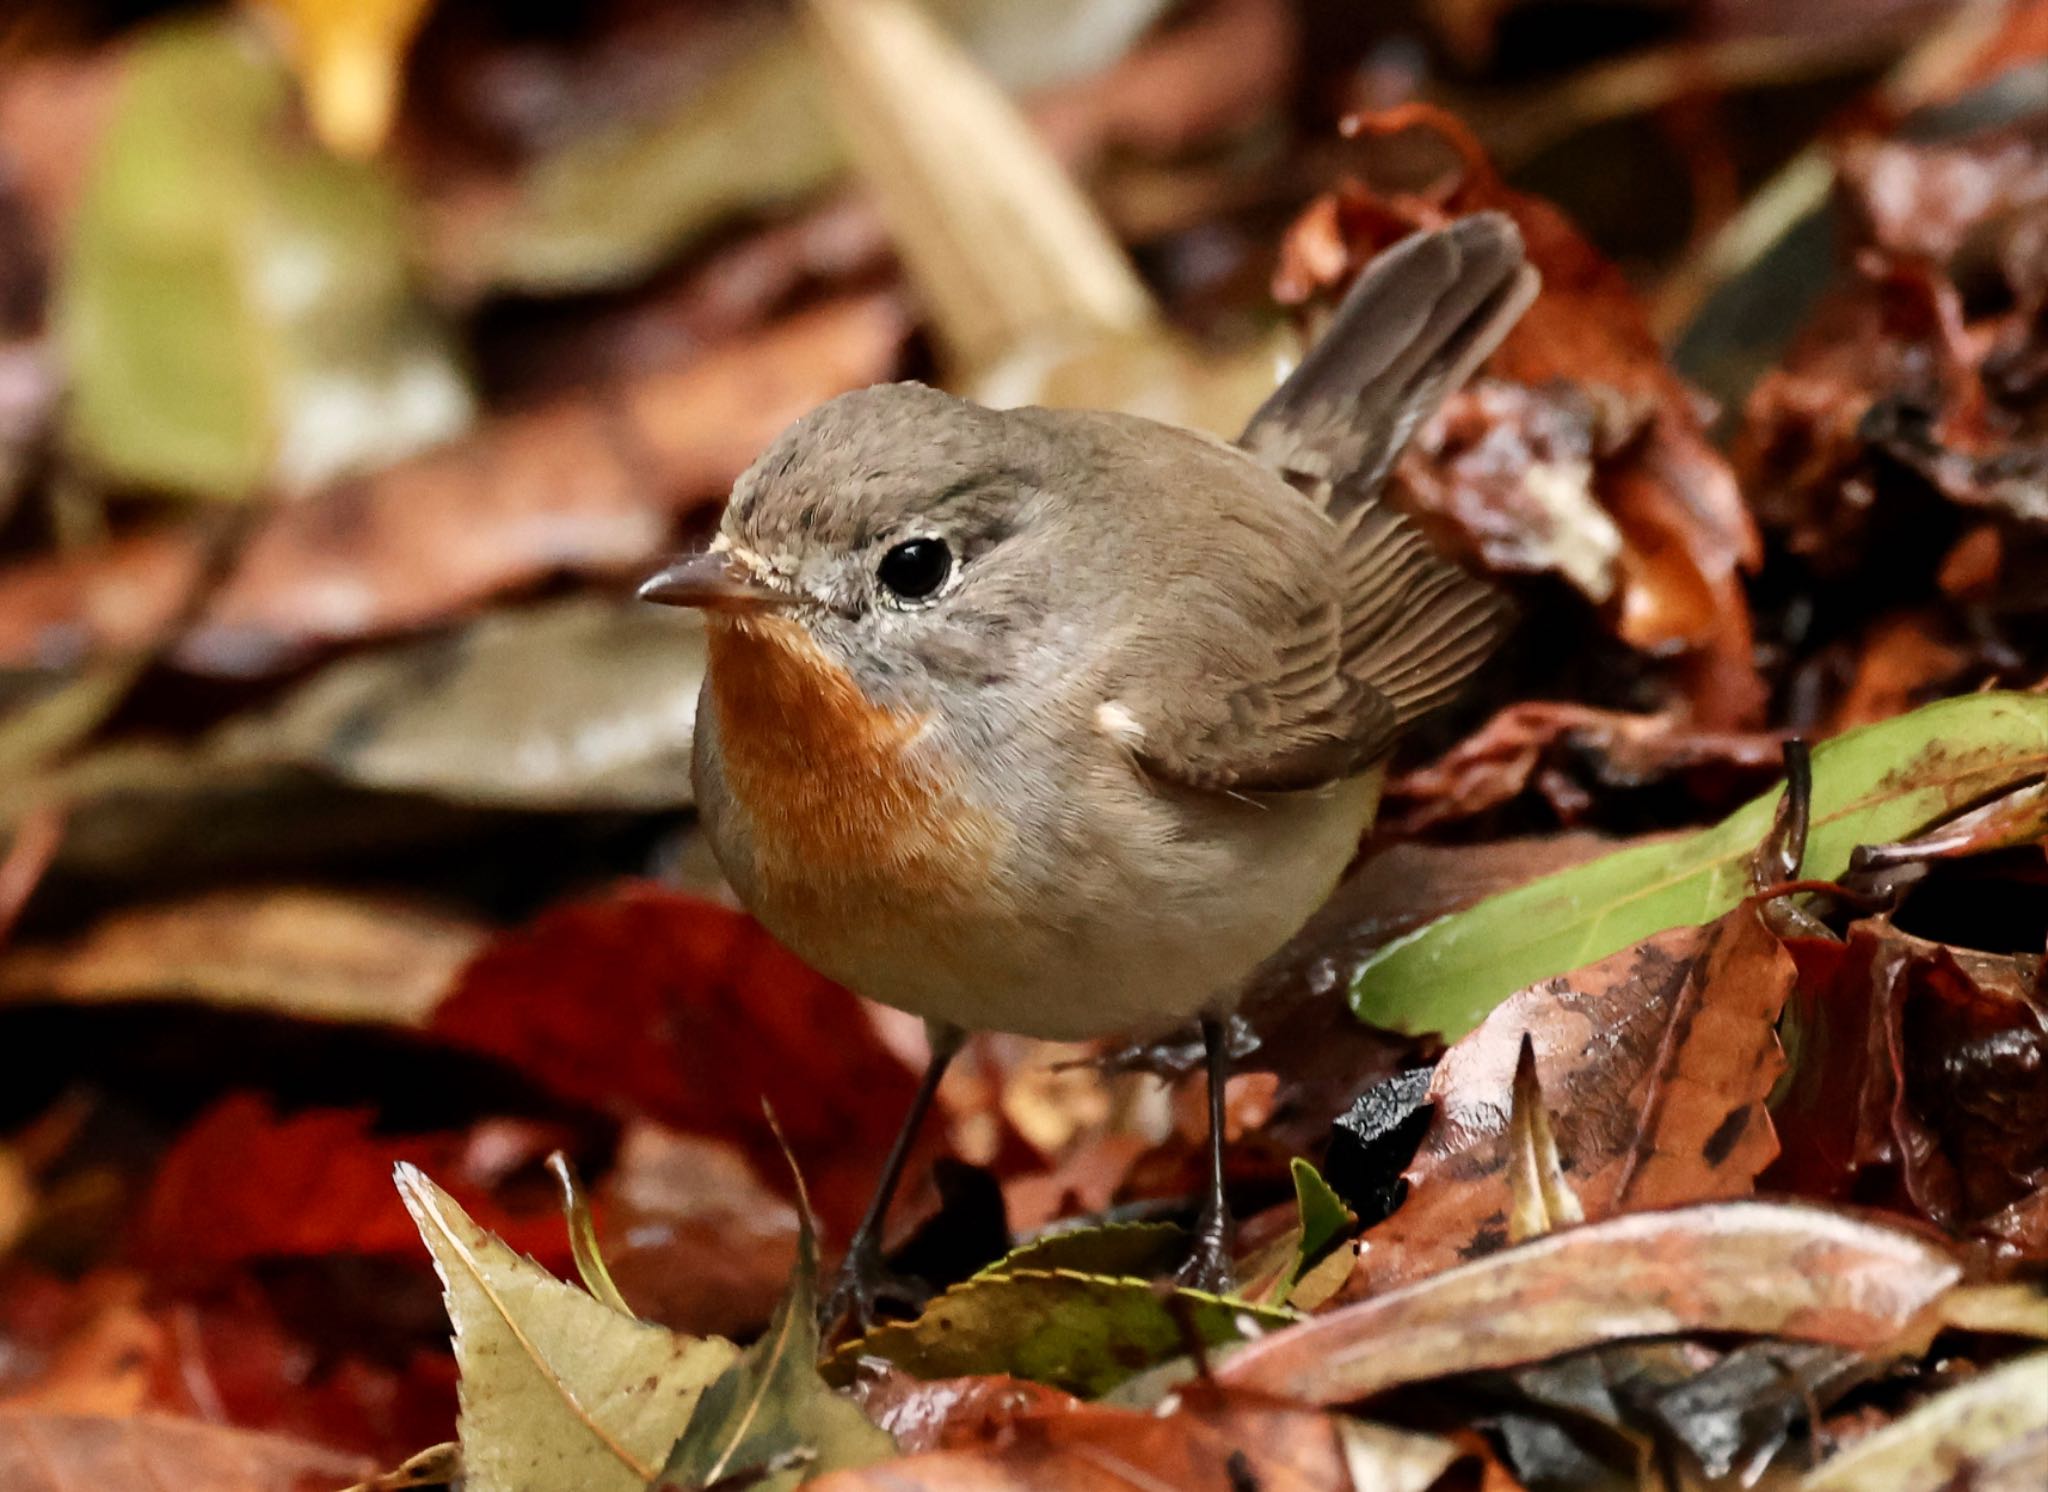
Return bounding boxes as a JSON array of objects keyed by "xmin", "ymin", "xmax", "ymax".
[{"xmin": 876, "ymin": 536, "xmax": 952, "ymax": 601}]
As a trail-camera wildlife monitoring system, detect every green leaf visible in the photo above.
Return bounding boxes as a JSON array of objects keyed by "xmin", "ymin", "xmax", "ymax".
[
  {"xmin": 1356, "ymin": 692, "xmax": 2048, "ymax": 1038},
  {"xmin": 825, "ymin": 1269, "xmax": 1296, "ymax": 1399},
  {"xmin": 656, "ymin": 1203, "xmax": 892, "ymax": 1492},
  {"xmin": 395, "ymin": 1164, "xmax": 736, "ymax": 1492},
  {"xmin": 58, "ymin": 17, "xmax": 471, "ymax": 499},
  {"xmin": 973, "ymin": 1220, "xmax": 1186, "ymax": 1281},
  {"xmin": 1282, "ymin": 1159, "xmax": 1354, "ymax": 1300}
]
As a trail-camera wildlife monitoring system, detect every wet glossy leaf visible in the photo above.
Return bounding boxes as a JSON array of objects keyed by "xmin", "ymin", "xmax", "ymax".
[
  {"xmin": 1357, "ymin": 692, "xmax": 2048, "ymax": 1038},
  {"xmin": 396, "ymin": 1164, "xmax": 737, "ymax": 1492},
  {"xmin": 57, "ymin": 17, "xmax": 470, "ymax": 499}
]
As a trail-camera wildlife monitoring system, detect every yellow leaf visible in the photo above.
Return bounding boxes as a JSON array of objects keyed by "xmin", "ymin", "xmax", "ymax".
[{"xmin": 250, "ymin": 0, "xmax": 433, "ymax": 156}]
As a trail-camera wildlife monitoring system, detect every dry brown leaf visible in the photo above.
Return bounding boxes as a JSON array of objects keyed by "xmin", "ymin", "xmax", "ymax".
[
  {"xmin": 1219, "ymin": 1200, "xmax": 1963, "ymax": 1405},
  {"xmin": 1383, "ymin": 701, "xmax": 1784, "ymax": 834},
  {"xmin": 0, "ymin": 1409, "xmax": 369, "ymax": 1492},
  {"xmin": 810, "ymin": 1386, "xmax": 1456, "ymax": 1492},
  {"xmin": 1277, "ymin": 104, "xmax": 1766, "ymax": 726},
  {"xmin": 0, "ymin": 295, "xmax": 905, "ymax": 678},
  {"xmin": 1348, "ymin": 902, "xmax": 1796, "ymax": 1294},
  {"xmin": 0, "ymin": 886, "xmax": 485, "ymax": 1025},
  {"xmin": 1505, "ymin": 1034, "xmax": 1584, "ymax": 1245},
  {"xmin": 594, "ymin": 1123, "xmax": 801, "ymax": 1340},
  {"xmin": 0, "ymin": 1275, "xmax": 161, "ymax": 1417},
  {"xmin": 212, "ymin": 596, "xmax": 711, "ymax": 811}
]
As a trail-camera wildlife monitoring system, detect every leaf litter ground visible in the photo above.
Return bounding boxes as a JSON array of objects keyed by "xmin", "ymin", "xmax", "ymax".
[{"xmin": 2, "ymin": 2, "xmax": 2048, "ymax": 1490}]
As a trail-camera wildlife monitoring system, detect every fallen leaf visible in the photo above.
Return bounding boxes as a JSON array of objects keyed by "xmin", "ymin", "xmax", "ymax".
[
  {"xmin": 1356, "ymin": 691, "xmax": 2048, "ymax": 1038},
  {"xmin": 850, "ymin": 1370, "xmax": 1082, "ymax": 1454},
  {"xmin": 137, "ymin": 1284, "xmax": 460, "ymax": 1467},
  {"xmin": 809, "ymin": 1387, "xmax": 1458, "ymax": 1492},
  {"xmin": 1351, "ymin": 903, "xmax": 1795, "ymax": 1293},
  {"xmin": 824, "ymin": 1269, "xmax": 1295, "ymax": 1398},
  {"xmin": 397, "ymin": 1163, "xmax": 737, "ymax": 1492},
  {"xmin": 973, "ymin": 1221, "xmax": 1184, "ymax": 1282},
  {"xmin": 1218, "ymin": 1200, "xmax": 1962, "ymax": 1405},
  {"xmin": 1278, "ymin": 103, "xmax": 1766, "ymax": 726},
  {"xmin": 1239, "ymin": 1160, "xmax": 1356, "ymax": 1309},
  {"xmin": 432, "ymin": 884, "xmax": 927, "ymax": 1238},
  {"xmin": 1637, "ymin": 1341, "xmax": 1879, "ymax": 1485},
  {"xmin": 0, "ymin": 1409, "xmax": 369, "ymax": 1492},
  {"xmin": 0, "ymin": 804, "xmax": 60, "ymax": 952},
  {"xmin": 213, "ymin": 597, "xmax": 710, "ymax": 811},
  {"xmin": 0, "ymin": 887, "xmax": 484, "ymax": 1025},
  {"xmin": 340, "ymin": 1441, "xmax": 462, "ymax": 1492},
  {"xmin": 655, "ymin": 1183, "xmax": 892, "ymax": 1492},
  {"xmin": 1801, "ymin": 1350, "xmax": 2048, "ymax": 1491},
  {"xmin": 437, "ymin": 0, "xmax": 1176, "ymax": 299},
  {"xmin": 594, "ymin": 1123, "xmax": 801, "ymax": 1341},
  {"xmin": 250, "ymin": 0, "xmax": 434, "ymax": 158},
  {"xmin": 0, "ymin": 1272, "xmax": 161, "ymax": 1416},
  {"xmin": 56, "ymin": 16, "xmax": 471, "ymax": 499},
  {"xmin": 1210, "ymin": 832, "xmax": 1628, "ymax": 1142},
  {"xmin": 138, "ymin": 1096, "xmax": 571, "ymax": 1272},
  {"xmin": 1381, "ymin": 701, "xmax": 1784, "ymax": 835},
  {"xmin": 1505, "ymin": 1034, "xmax": 1584, "ymax": 1244},
  {"xmin": 0, "ymin": 294, "xmax": 905, "ymax": 677},
  {"xmin": 1767, "ymin": 918, "xmax": 2048, "ymax": 1259}
]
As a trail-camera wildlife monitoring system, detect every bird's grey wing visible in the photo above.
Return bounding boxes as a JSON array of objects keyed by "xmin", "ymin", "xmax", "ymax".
[
  {"xmin": 1123, "ymin": 215, "xmax": 1532, "ymax": 793},
  {"xmin": 1239, "ymin": 211, "xmax": 1537, "ymax": 498}
]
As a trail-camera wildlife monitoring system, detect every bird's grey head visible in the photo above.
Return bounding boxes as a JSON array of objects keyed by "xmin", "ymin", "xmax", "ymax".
[{"xmin": 641, "ymin": 383, "xmax": 1070, "ymax": 712}]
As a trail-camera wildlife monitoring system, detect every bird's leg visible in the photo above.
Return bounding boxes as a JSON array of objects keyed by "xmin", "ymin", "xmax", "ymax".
[
  {"xmin": 819, "ymin": 1023, "xmax": 963, "ymax": 1334},
  {"xmin": 1174, "ymin": 1015, "xmax": 1237, "ymax": 1294}
]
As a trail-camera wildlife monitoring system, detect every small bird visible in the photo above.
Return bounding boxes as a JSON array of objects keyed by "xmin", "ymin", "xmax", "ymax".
[{"xmin": 640, "ymin": 213, "xmax": 1536, "ymax": 1325}]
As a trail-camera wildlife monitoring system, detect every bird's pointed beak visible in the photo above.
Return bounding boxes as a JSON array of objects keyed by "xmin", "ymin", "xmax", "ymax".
[{"xmin": 637, "ymin": 551, "xmax": 788, "ymax": 613}]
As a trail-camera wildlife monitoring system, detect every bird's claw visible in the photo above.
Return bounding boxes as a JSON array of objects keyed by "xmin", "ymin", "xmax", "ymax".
[
  {"xmin": 1172, "ymin": 1206, "xmax": 1237, "ymax": 1296},
  {"xmin": 817, "ymin": 1238, "xmax": 929, "ymax": 1337}
]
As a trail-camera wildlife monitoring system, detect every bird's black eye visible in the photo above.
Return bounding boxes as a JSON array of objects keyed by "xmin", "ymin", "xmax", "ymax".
[{"xmin": 876, "ymin": 536, "xmax": 952, "ymax": 601}]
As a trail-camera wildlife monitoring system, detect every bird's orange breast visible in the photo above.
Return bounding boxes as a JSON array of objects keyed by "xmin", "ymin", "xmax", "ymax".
[{"xmin": 705, "ymin": 616, "xmax": 1000, "ymax": 908}]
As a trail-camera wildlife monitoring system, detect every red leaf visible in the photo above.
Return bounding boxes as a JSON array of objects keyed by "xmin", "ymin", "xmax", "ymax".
[
  {"xmin": 432, "ymin": 883, "xmax": 927, "ymax": 1235},
  {"xmin": 133, "ymin": 1096, "xmax": 569, "ymax": 1273}
]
